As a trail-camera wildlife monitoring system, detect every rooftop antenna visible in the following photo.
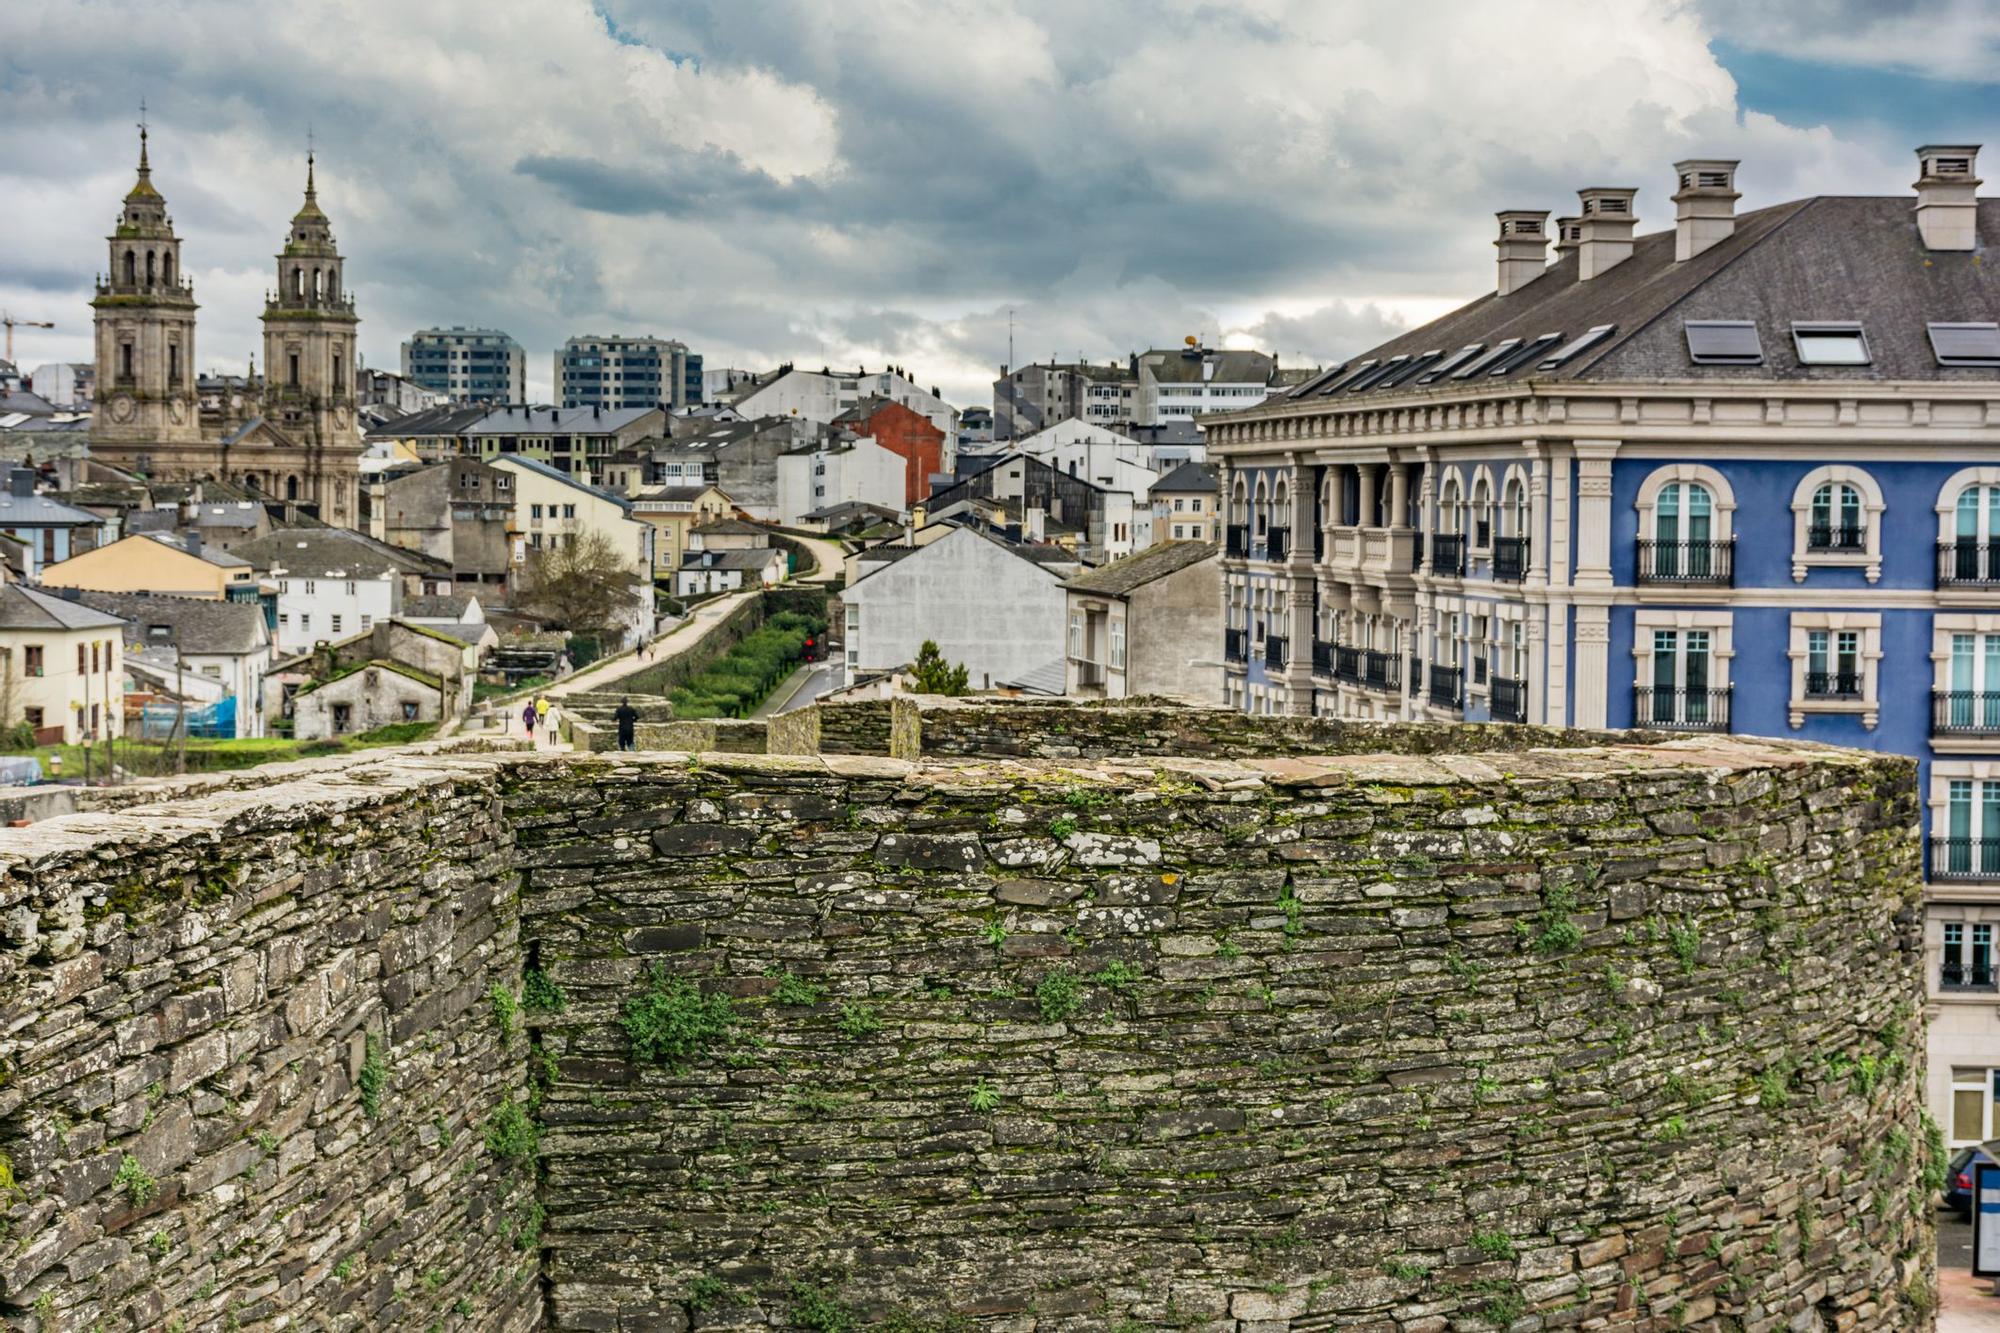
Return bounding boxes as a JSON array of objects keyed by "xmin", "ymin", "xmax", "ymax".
[{"xmin": 1007, "ymin": 307, "xmax": 1014, "ymax": 372}]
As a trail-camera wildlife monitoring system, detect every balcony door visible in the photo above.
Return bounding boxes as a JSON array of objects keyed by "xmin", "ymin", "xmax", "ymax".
[
  {"xmin": 1654, "ymin": 483, "xmax": 1714, "ymax": 579},
  {"xmin": 1650, "ymin": 629, "xmax": 1711, "ymax": 725},
  {"xmin": 1954, "ymin": 486, "xmax": 2000, "ymax": 579},
  {"xmin": 1946, "ymin": 778, "xmax": 2000, "ymax": 877},
  {"xmin": 1948, "ymin": 634, "xmax": 2000, "ymax": 729}
]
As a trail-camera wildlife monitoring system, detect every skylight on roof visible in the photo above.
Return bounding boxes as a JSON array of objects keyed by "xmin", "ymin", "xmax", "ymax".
[
  {"xmin": 1538, "ymin": 324, "xmax": 1615, "ymax": 370},
  {"xmin": 1318, "ymin": 360, "xmax": 1377, "ymax": 394},
  {"xmin": 1452, "ymin": 339, "xmax": 1522, "ymax": 379},
  {"xmin": 1792, "ymin": 322, "xmax": 1871, "ymax": 366},
  {"xmin": 1374, "ymin": 350, "xmax": 1444, "ymax": 390},
  {"xmin": 1289, "ymin": 363, "xmax": 1349, "ymax": 397},
  {"xmin": 1930, "ymin": 322, "xmax": 2000, "ymax": 368},
  {"xmin": 1487, "ymin": 333, "xmax": 1563, "ymax": 376},
  {"xmin": 1346, "ymin": 356, "xmax": 1409, "ymax": 392},
  {"xmin": 1416, "ymin": 345, "xmax": 1485, "ymax": 384},
  {"xmin": 1684, "ymin": 321, "xmax": 1763, "ymax": 365}
]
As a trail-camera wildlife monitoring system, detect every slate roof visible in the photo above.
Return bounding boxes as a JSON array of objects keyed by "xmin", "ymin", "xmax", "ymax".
[
  {"xmin": 692, "ymin": 518, "xmax": 769, "ymax": 538},
  {"xmin": 73, "ymin": 591, "xmax": 267, "ymax": 655},
  {"xmin": 403, "ymin": 593, "xmax": 477, "ymax": 620},
  {"xmin": 682, "ymin": 548, "xmax": 785, "ymax": 571},
  {"xmin": 639, "ymin": 485, "xmax": 720, "ymax": 503},
  {"xmin": 366, "ymin": 405, "xmax": 489, "ymax": 439},
  {"xmin": 1150, "ymin": 461, "xmax": 1218, "ymax": 495},
  {"xmin": 294, "ymin": 658, "xmax": 443, "ymax": 697},
  {"xmin": 231, "ymin": 527, "xmax": 449, "ymax": 578},
  {"xmin": 0, "ymin": 584, "xmax": 127, "ymax": 631},
  {"xmin": 1274, "ymin": 196, "xmax": 2000, "ymax": 403},
  {"xmin": 138, "ymin": 532, "xmax": 253, "ymax": 568},
  {"xmin": 493, "ymin": 455, "xmax": 634, "ymax": 511},
  {"xmin": 1144, "ymin": 349, "xmax": 1273, "ymax": 384},
  {"xmin": 190, "ymin": 503, "xmax": 266, "ymax": 530},
  {"xmin": 1063, "ymin": 539, "xmax": 1217, "ymax": 597},
  {"xmin": 0, "ymin": 486, "xmax": 99, "ymax": 527},
  {"xmin": 465, "ymin": 404, "xmax": 660, "ymax": 435}
]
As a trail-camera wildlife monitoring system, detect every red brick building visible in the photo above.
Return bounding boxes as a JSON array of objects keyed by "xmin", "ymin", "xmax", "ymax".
[{"xmin": 835, "ymin": 396, "xmax": 945, "ymax": 504}]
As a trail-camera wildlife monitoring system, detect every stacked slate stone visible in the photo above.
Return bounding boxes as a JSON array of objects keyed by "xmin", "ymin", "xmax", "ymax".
[{"xmin": 0, "ymin": 712, "xmax": 1934, "ymax": 1332}]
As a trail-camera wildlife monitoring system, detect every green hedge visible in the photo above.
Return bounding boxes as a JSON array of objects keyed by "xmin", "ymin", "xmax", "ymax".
[{"xmin": 668, "ymin": 610, "xmax": 826, "ymax": 719}]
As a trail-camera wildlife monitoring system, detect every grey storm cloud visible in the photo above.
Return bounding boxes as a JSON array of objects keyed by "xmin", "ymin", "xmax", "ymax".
[{"xmin": 0, "ymin": 0, "xmax": 1966, "ymax": 404}]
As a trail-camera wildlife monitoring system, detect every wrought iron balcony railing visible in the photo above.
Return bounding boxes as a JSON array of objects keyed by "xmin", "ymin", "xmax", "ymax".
[
  {"xmin": 1636, "ymin": 539, "xmax": 1735, "ymax": 586},
  {"xmin": 1634, "ymin": 686, "xmax": 1732, "ymax": 732},
  {"xmin": 1933, "ymin": 690, "xmax": 2000, "ymax": 736}
]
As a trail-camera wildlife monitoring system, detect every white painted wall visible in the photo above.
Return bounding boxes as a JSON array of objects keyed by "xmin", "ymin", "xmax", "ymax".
[
  {"xmin": 775, "ymin": 438, "xmax": 907, "ymax": 526},
  {"xmin": 274, "ymin": 574, "xmax": 398, "ymax": 655},
  {"xmin": 737, "ymin": 369, "xmax": 957, "ymax": 440},
  {"xmin": 840, "ymin": 526, "xmax": 1066, "ymax": 689}
]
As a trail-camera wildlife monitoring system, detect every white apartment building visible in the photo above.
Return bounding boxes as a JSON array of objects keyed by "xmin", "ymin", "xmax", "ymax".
[
  {"xmin": 0, "ymin": 585, "xmax": 125, "ymax": 744},
  {"xmin": 736, "ymin": 366, "xmax": 956, "ymax": 442},
  {"xmin": 492, "ymin": 456, "xmax": 657, "ymax": 644},
  {"xmin": 775, "ymin": 436, "xmax": 907, "ymax": 527}
]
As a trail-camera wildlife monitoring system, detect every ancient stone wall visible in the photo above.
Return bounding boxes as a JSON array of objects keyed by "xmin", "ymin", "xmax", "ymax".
[
  {"xmin": 0, "ymin": 753, "xmax": 543, "ymax": 1332},
  {"xmin": 511, "ymin": 738, "xmax": 1932, "ymax": 1331},
  {"xmin": 0, "ymin": 721, "xmax": 1936, "ymax": 1332}
]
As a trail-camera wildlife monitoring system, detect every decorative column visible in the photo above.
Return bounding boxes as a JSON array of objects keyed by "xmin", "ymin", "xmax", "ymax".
[
  {"xmin": 1358, "ymin": 466, "xmax": 1378, "ymax": 529},
  {"xmin": 1524, "ymin": 441, "xmax": 1548, "ymax": 582},
  {"xmin": 1285, "ymin": 463, "xmax": 1318, "ymax": 714},
  {"xmin": 1571, "ymin": 440, "xmax": 1618, "ymax": 728},
  {"xmin": 1389, "ymin": 462, "xmax": 1410, "ymax": 530}
]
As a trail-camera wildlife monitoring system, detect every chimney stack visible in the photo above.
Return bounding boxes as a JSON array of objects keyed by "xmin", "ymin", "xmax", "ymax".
[
  {"xmin": 1551, "ymin": 216, "xmax": 1582, "ymax": 260},
  {"xmin": 1916, "ymin": 144, "xmax": 1981, "ymax": 251},
  {"xmin": 1494, "ymin": 211, "xmax": 1550, "ymax": 296},
  {"xmin": 1672, "ymin": 159, "xmax": 1740, "ymax": 261},
  {"xmin": 1576, "ymin": 187, "xmax": 1639, "ymax": 280}
]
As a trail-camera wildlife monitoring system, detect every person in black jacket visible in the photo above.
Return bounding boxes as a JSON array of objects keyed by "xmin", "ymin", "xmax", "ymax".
[{"xmin": 614, "ymin": 698, "xmax": 639, "ymax": 752}]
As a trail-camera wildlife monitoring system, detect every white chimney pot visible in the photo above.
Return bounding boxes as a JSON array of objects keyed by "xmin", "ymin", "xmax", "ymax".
[
  {"xmin": 1916, "ymin": 144, "xmax": 1982, "ymax": 251},
  {"xmin": 1576, "ymin": 188, "xmax": 1640, "ymax": 281},
  {"xmin": 1494, "ymin": 210, "xmax": 1551, "ymax": 296},
  {"xmin": 1672, "ymin": 158, "xmax": 1740, "ymax": 262}
]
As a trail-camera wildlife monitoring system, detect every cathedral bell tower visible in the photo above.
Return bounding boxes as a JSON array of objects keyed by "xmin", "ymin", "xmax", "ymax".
[
  {"xmin": 260, "ymin": 151, "xmax": 363, "ymax": 521},
  {"xmin": 89, "ymin": 121, "xmax": 202, "ymax": 465}
]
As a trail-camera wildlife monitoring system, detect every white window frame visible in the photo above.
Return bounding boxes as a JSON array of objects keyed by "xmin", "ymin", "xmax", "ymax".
[
  {"xmin": 1468, "ymin": 466, "xmax": 1496, "ymax": 552},
  {"xmin": 1632, "ymin": 608, "xmax": 1734, "ymax": 718},
  {"xmin": 1109, "ymin": 618, "xmax": 1126, "ymax": 671},
  {"xmin": 1784, "ymin": 611, "xmax": 1880, "ymax": 729},
  {"xmin": 1068, "ymin": 612, "xmax": 1083, "ymax": 661},
  {"xmin": 1634, "ymin": 464, "xmax": 1737, "ymax": 550},
  {"xmin": 1932, "ymin": 761, "xmax": 2000, "ymax": 886},
  {"xmin": 1789, "ymin": 465, "xmax": 1884, "ymax": 583}
]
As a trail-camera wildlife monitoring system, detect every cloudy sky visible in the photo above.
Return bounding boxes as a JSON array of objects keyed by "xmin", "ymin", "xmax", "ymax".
[{"xmin": 3, "ymin": 0, "xmax": 1995, "ymax": 407}]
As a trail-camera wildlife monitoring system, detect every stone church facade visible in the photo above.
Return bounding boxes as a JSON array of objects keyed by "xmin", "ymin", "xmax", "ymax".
[{"xmin": 88, "ymin": 130, "xmax": 364, "ymax": 524}]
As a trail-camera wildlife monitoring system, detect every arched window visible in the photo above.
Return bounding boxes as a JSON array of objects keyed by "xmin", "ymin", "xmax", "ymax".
[
  {"xmin": 292, "ymin": 267, "xmax": 304, "ymax": 299},
  {"xmin": 1943, "ymin": 471, "xmax": 2000, "ymax": 585},
  {"xmin": 1810, "ymin": 484, "xmax": 1862, "ymax": 548},
  {"xmin": 145, "ymin": 251, "xmax": 156, "ymax": 286},
  {"xmin": 1504, "ymin": 474, "xmax": 1529, "ymax": 537},
  {"xmin": 1636, "ymin": 464, "xmax": 1736, "ymax": 585},
  {"xmin": 326, "ymin": 265, "xmax": 338, "ymax": 299},
  {"xmin": 1469, "ymin": 470, "xmax": 1494, "ymax": 549},
  {"xmin": 313, "ymin": 268, "xmax": 323, "ymax": 301},
  {"xmin": 1272, "ymin": 480, "xmax": 1289, "ymax": 541},
  {"xmin": 162, "ymin": 252, "xmax": 174, "ymax": 285},
  {"xmin": 1251, "ymin": 477, "xmax": 1268, "ymax": 536},
  {"xmin": 1438, "ymin": 475, "xmax": 1463, "ymax": 533},
  {"xmin": 123, "ymin": 250, "xmax": 136, "ymax": 285}
]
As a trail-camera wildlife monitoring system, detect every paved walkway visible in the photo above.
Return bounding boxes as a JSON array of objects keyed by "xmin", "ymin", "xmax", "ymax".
[{"xmin": 1942, "ymin": 1213, "xmax": 2000, "ymax": 1332}]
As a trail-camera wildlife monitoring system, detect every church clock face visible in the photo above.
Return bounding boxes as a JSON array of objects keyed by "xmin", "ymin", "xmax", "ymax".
[{"xmin": 109, "ymin": 394, "xmax": 136, "ymax": 423}]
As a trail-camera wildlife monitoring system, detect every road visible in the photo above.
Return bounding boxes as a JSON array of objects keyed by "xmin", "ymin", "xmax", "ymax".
[{"xmin": 751, "ymin": 660, "xmax": 838, "ymax": 718}]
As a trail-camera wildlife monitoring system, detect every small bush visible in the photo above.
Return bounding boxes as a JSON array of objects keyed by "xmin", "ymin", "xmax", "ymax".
[
  {"xmin": 688, "ymin": 1275, "xmax": 729, "ymax": 1311},
  {"xmin": 773, "ymin": 972, "xmax": 826, "ymax": 1006},
  {"xmin": 790, "ymin": 1280, "xmax": 858, "ymax": 1333},
  {"xmin": 968, "ymin": 1079, "xmax": 1000, "ymax": 1113},
  {"xmin": 1036, "ymin": 970, "xmax": 1082, "ymax": 1024},
  {"xmin": 1470, "ymin": 1229, "xmax": 1516, "ymax": 1261},
  {"xmin": 1668, "ymin": 917, "xmax": 1702, "ymax": 974},
  {"xmin": 115, "ymin": 1153, "xmax": 158, "ymax": 1205},
  {"xmin": 1049, "ymin": 816, "xmax": 1078, "ymax": 840},
  {"xmin": 488, "ymin": 983, "xmax": 519, "ymax": 1040},
  {"xmin": 838, "ymin": 1001, "xmax": 882, "ymax": 1037},
  {"xmin": 485, "ymin": 1098, "xmax": 539, "ymax": 1164},
  {"xmin": 621, "ymin": 966, "xmax": 734, "ymax": 1069},
  {"xmin": 357, "ymin": 1034, "xmax": 388, "ymax": 1118},
  {"xmin": 1092, "ymin": 960, "xmax": 1143, "ymax": 992},
  {"xmin": 1532, "ymin": 883, "xmax": 1583, "ymax": 954},
  {"xmin": 521, "ymin": 969, "xmax": 567, "ymax": 1013}
]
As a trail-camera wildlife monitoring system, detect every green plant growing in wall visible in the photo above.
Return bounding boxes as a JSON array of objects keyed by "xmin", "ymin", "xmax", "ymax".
[
  {"xmin": 334, "ymin": 1256, "xmax": 356, "ymax": 1280},
  {"xmin": 1277, "ymin": 884, "xmax": 1304, "ymax": 946},
  {"xmin": 358, "ymin": 1034, "xmax": 389, "ymax": 1118},
  {"xmin": 982, "ymin": 920, "xmax": 1008, "ymax": 949},
  {"xmin": 1758, "ymin": 1061, "xmax": 1794, "ymax": 1109},
  {"xmin": 1037, "ymin": 970, "xmax": 1082, "ymax": 1023},
  {"xmin": 1922, "ymin": 1111, "xmax": 1948, "ymax": 1191},
  {"xmin": 1668, "ymin": 917, "xmax": 1702, "ymax": 974},
  {"xmin": 772, "ymin": 972, "xmax": 826, "ymax": 1007},
  {"xmin": 1472, "ymin": 1280, "xmax": 1526, "ymax": 1326},
  {"xmin": 1470, "ymin": 1229, "xmax": 1516, "ymax": 1261},
  {"xmin": 688, "ymin": 1275, "xmax": 730, "ymax": 1311},
  {"xmin": 792, "ymin": 1085, "xmax": 841, "ymax": 1119},
  {"xmin": 790, "ymin": 1279, "xmax": 859, "ymax": 1332},
  {"xmin": 485, "ymin": 1098, "xmax": 538, "ymax": 1165},
  {"xmin": 838, "ymin": 1001, "xmax": 883, "ymax": 1037},
  {"xmin": 488, "ymin": 984, "xmax": 519, "ymax": 1040},
  {"xmin": 114, "ymin": 1153, "xmax": 158, "ymax": 1206},
  {"xmin": 1529, "ymin": 881, "xmax": 1583, "ymax": 954},
  {"xmin": 968, "ymin": 1080, "xmax": 1001, "ymax": 1113},
  {"xmin": 1382, "ymin": 1256, "xmax": 1429, "ymax": 1282},
  {"xmin": 1092, "ymin": 960, "xmax": 1143, "ymax": 992},
  {"xmin": 521, "ymin": 969, "xmax": 567, "ymax": 1013},
  {"xmin": 621, "ymin": 966, "xmax": 735, "ymax": 1069},
  {"xmin": 1049, "ymin": 815, "xmax": 1079, "ymax": 840}
]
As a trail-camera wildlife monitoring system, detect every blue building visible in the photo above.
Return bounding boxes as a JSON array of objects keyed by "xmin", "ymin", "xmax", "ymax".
[
  {"xmin": 1209, "ymin": 147, "xmax": 2000, "ymax": 1145},
  {"xmin": 556, "ymin": 335, "xmax": 701, "ymax": 411},
  {"xmin": 400, "ymin": 326, "xmax": 526, "ymax": 404}
]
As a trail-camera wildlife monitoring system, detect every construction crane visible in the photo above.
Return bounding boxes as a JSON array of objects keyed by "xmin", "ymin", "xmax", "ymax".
[{"xmin": 1, "ymin": 313, "xmax": 55, "ymax": 365}]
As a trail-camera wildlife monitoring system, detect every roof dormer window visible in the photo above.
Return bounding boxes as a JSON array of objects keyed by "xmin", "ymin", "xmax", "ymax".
[{"xmin": 1792, "ymin": 322, "xmax": 1871, "ymax": 366}]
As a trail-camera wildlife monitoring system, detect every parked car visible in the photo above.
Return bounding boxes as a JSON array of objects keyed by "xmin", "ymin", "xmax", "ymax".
[{"xmin": 1945, "ymin": 1140, "xmax": 2000, "ymax": 1219}]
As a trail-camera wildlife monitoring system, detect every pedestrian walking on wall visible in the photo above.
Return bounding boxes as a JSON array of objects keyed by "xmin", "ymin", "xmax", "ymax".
[{"xmin": 615, "ymin": 697, "xmax": 639, "ymax": 752}]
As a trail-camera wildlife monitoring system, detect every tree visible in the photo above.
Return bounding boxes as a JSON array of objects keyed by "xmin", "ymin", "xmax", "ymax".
[
  {"xmin": 911, "ymin": 640, "xmax": 970, "ymax": 696},
  {"xmin": 515, "ymin": 530, "xmax": 643, "ymax": 636}
]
